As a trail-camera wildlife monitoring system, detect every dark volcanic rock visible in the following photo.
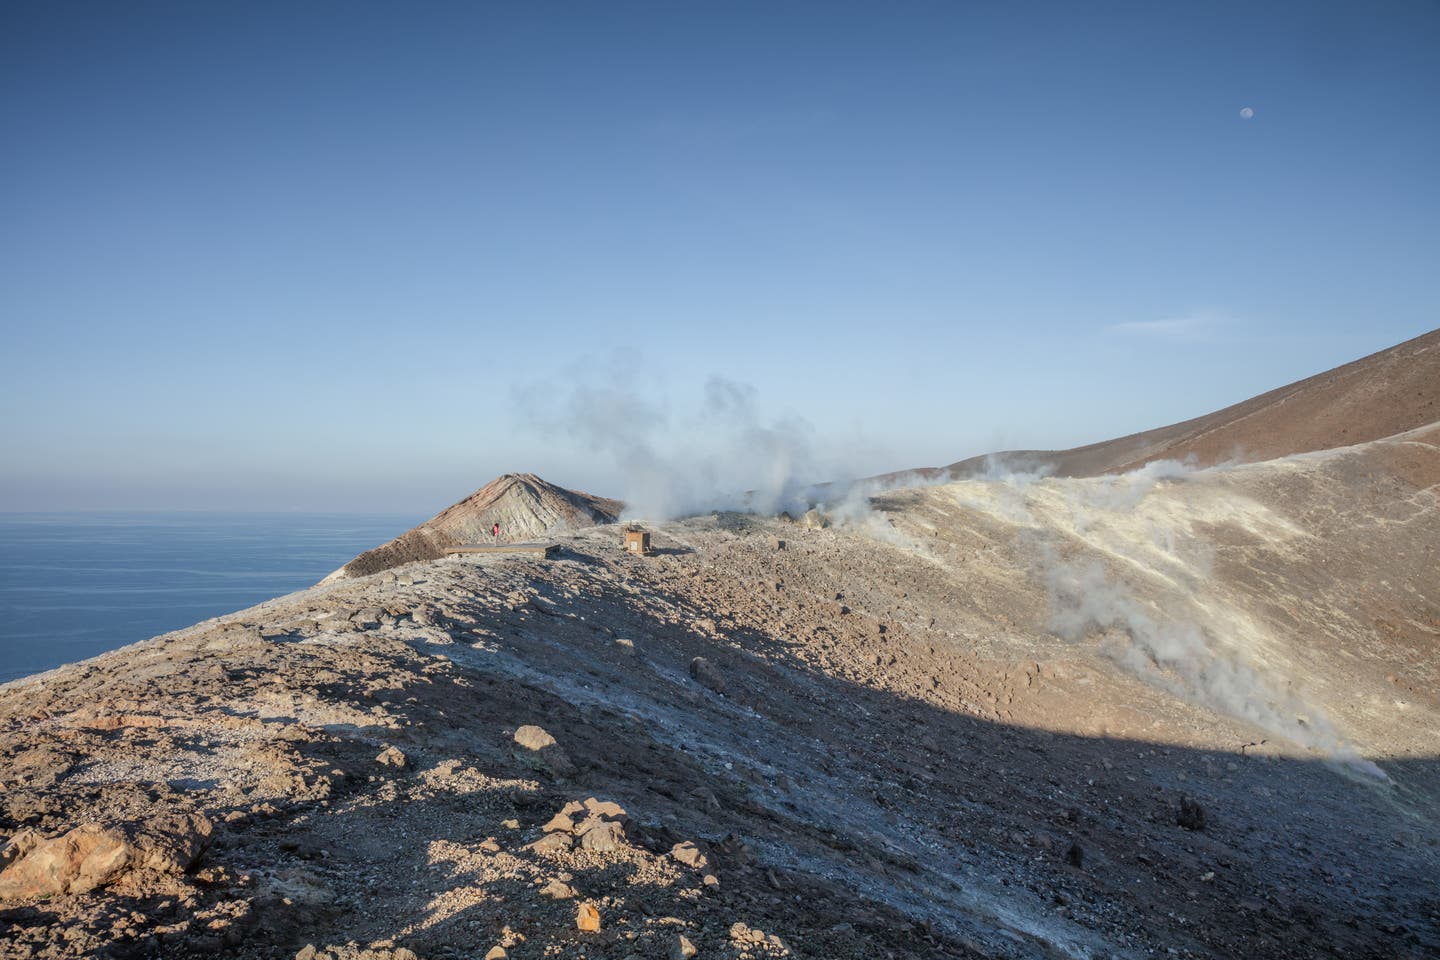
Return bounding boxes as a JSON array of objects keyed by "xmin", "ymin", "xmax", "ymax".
[{"xmin": 1177, "ymin": 796, "xmax": 1207, "ymax": 832}]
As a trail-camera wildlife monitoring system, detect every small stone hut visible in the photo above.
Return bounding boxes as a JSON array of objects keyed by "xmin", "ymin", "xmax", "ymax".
[{"xmin": 624, "ymin": 528, "xmax": 652, "ymax": 556}]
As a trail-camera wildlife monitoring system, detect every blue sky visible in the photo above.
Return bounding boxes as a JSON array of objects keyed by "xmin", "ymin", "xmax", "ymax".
[{"xmin": 2, "ymin": 1, "xmax": 1436, "ymax": 511}]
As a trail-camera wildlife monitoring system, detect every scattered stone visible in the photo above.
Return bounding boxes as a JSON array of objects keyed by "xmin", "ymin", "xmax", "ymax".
[
  {"xmin": 374, "ymin": 746, "xmax": 408, "ymax": 769},
  {"xmin": 689, "ymin": 657, "xmax": 727, "ymax": 696},
  {"xmin": 728, "ymin": 922, "xmax": 785, "ymax": 950},
  {"xmin": 0, "ymin": 813, "xmax": 211, "ymax": 900},
  {"xmin": 5, "ymin": 744, "xmax": 78, "ymax": 788},
  {"xmin": 290, "ymin": 947, "xmax": 418, "ymax": 960},
  {"xmin": 671, "ymin": 841, "xmax": 710, "ymax": 870},
  {"xmin": 0, "ymin": 829, "xmax": 40, "ymax": 870},
  {"xmin": 484, "ymin": 948, "xmax": 507, "ymax": 960},
  {"xmin": 529, "ymin": 832, "xmax": 574, "ymax": 855},
  {"xmin": 614, "ymin": 638, "xmax": 637, "ymax": 655},
  {"xmin": 135, "ymin": 813, "xmax": 213, "ymax": 875},
  {"xmin": 512, "ymin": 724, "xmax": 575, "ymax": 775},
  {"xmin": 770, "ymin": 536, "xmax": 786, "ymax": 551},
  {"xmin": 715, "ymin": 832, "xmax": 753, "ymax": 866},
  {"xmin": 0, "ymin": 823, "xmax": 132, "ymax": 899},
  {"xmin": 670, "ymin": 934, "xmax": 698, "ymax": 959},
  {"xmin": 576, "ymin": 901, "xmax": 601, "ymax": 932},
  {"xmin": 1177, "ymin": 796, "xmax": 1207, "ymax": 831},
  {"xmin": 579, "ymin": 819, "xmax": 628, "ymax": 852},
  {"xmin": 514, "ymin": 724, "xmax": 558, "ymax": 752},
  {"xmin": 350, "ymin": 606, "xmax": 384, "ymax": 628},
  {"xmin": 542, "ymin": 812, "xmax": 576, "ymax": 834},
  {"xmin": 541, "ymin": 878, "xmax": 577, "ymax": 899},
  {"xmin": 583, "ymin": 798, "xmax": 626, "ymax": 819},
  {"xmin": 1065, "ymin": 840, "xmax": 1084, "ymax": 867}
]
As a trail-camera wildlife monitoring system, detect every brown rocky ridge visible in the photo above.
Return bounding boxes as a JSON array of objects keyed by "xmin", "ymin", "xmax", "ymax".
[{"xmin": 939, "ymin": 325, "xmax": 1440, "ymax": 479}]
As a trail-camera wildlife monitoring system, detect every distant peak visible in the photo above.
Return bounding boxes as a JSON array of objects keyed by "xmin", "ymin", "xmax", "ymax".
[
  {"xmin": 492, "ymin": 472, "xmax": 545, "ymax": 487},
  {"xmin": 328, "ymin": 472, "xmax": 623, "ymax": 579}
]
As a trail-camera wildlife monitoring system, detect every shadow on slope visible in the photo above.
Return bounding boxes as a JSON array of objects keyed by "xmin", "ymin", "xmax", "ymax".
[{"xmin": 9, "ymin": 568, "xmax": 1424, "ymax": 959}]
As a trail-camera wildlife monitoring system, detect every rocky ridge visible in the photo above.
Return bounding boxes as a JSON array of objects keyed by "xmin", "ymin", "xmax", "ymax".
[{"xmin": 939, "ymin": 326, "xmax": 1440, "ymax": 479}]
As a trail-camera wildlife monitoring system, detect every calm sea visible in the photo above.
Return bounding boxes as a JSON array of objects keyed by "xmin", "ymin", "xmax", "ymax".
[{"xmin": 0, "ymin": 513, "xmax": 423, "ymax": 684}]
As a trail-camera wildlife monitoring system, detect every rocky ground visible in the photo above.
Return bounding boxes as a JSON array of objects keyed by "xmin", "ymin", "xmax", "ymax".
[{"xmin": 2, "ymin": 426, "xmax": 1438, "ymax": 959}]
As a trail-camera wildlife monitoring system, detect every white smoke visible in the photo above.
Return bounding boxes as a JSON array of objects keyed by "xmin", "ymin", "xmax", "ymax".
[
  {"xmin": 515, "ymin": 369, "xmax": 868, "ymax": 521},
  {"xmin": 1075, "ymin": 457, "xmax": 1196, "ymax": 512},
  {"xmin": 821, "ymin": 471, "xmax": 945, "ymax": 547},
  {"xmin": 942, "ymin": 454, "xmax": 1055, "ymax": 525},
  {"xmin": 1029, "ymin": 464, "xmax": 1387, "ymax": 780},
  {"xmin": 1050, "ymin": 555, "xmax": 1313, "ymax": 732}
]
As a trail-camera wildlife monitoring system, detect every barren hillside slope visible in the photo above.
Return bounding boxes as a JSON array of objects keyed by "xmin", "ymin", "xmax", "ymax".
[{"xmin": 942, "ymin": 326, "xmax": 1440, "ymax": 478}]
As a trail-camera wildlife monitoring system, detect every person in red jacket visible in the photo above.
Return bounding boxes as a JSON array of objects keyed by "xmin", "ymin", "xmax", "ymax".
[{"xmin": 492, "ymin": 522, "xmax": 500, "ymax": 539}]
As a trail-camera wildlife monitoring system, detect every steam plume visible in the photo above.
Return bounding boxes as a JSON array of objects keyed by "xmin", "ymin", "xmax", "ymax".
[
  {"xmin": 515, "ymin": 369, "xmax": 862, "ymax": 521},
  {"xmin": 1027, "ymin": 464, "xmax": 1387, "ymax": 779}
]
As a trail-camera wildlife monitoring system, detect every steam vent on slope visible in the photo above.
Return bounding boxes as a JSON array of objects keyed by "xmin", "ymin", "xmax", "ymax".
[{"xmin": 1, "ymin": 328, "xmax": 1438, "ymax": 960}]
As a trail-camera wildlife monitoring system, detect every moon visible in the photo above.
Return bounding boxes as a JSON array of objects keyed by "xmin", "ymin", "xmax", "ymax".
[{"xmin": 1240, "ymin": 107, "xmax": 1255, "ymax": 119}]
